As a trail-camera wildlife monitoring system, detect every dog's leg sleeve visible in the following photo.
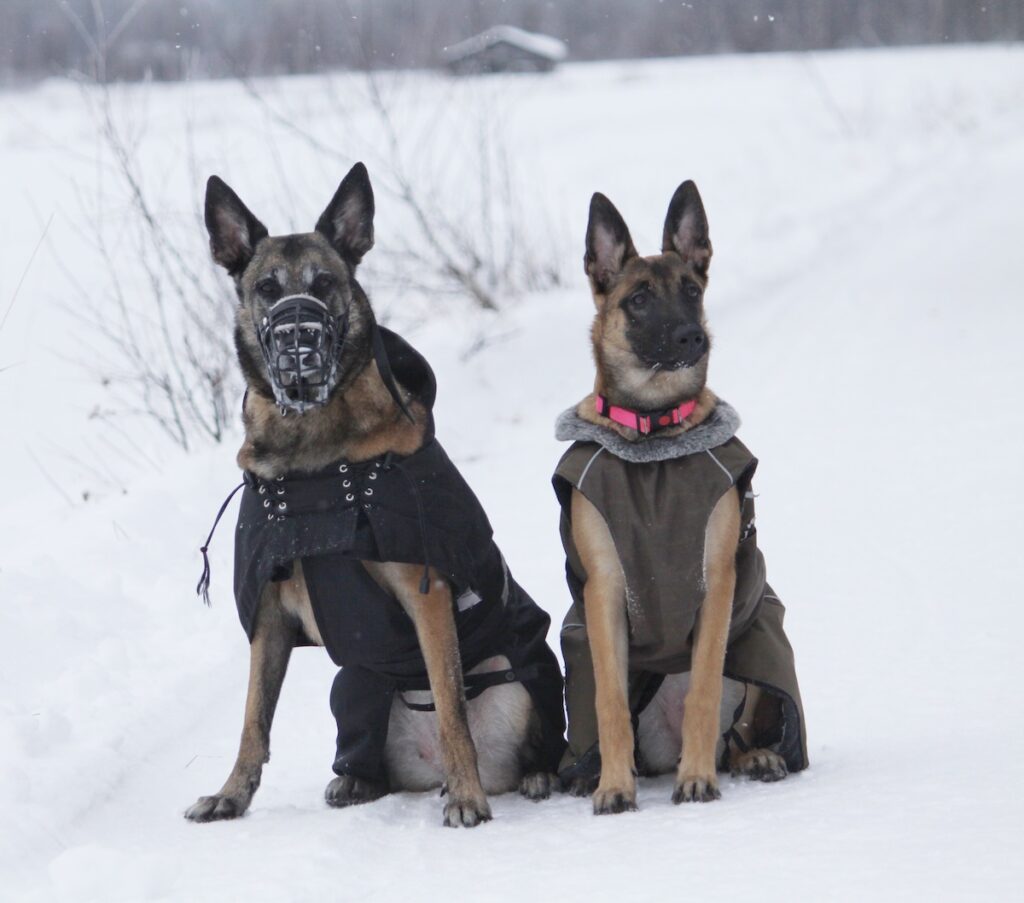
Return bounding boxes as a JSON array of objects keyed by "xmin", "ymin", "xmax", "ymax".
[{"xmin": 330, "ymin": 665, "xmax": 394, "ymax": 785}]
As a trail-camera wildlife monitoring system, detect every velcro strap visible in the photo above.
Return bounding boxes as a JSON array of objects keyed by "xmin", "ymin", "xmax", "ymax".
[{"xmin": 397, "ymin": 663, "xmax": 540, "ymax": 712}]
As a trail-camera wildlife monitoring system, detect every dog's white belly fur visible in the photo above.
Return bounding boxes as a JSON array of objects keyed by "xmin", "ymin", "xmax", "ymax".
[
  {"xmin": 385, "ymin": 655, "xmax": 533, "ymax": 794},
  {"xmin": 636, "ymin": 673, "xmax": 747, "ymax": 774}
]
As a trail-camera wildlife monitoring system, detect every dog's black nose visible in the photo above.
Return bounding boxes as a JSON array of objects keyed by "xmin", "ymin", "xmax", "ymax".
[{"xmin": 672, "ymin": 324, "xmax": 706, "ymax": 361}]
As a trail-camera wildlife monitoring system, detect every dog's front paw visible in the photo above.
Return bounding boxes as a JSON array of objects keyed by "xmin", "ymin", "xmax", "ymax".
[
  {"xmin": 592, "ymin": 781, "xmax": 637, "ymax": 815},
  {"xmin": 672, "ymin": 773, "xmax": 721, "ymax": 804},
  {"xmin": 442, "ymin": 792, "xmax": 492, "ymax": 828},
  {"xmin": 731, "ymin": 748, "xmax": 788, "ymax": 783},
  {"xmin": 519, "ymin": 771, "xmax": 557, "ymax": 801},
  {"xmin": 184, "ymin": 793, "xmax": 249, "ymax": 823},
  {"xmin": 325, "ymin": 775, "xmax": 387, "ymax": 808}
]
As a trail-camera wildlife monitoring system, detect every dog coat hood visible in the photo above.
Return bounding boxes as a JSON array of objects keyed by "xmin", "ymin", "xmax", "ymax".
[
  {"xmin": 552, "ymin": 403, "xmax": 808, "ymax": 779},
  {"xmin": 230, "ymin": 327, "xmax": 566, "ymax": 782}
]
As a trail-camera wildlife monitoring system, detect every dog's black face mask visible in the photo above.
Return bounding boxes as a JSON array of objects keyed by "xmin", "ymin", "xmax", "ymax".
[{"xmin": 255, "ymin": 293, "xmax": 348, "ymax": 414}]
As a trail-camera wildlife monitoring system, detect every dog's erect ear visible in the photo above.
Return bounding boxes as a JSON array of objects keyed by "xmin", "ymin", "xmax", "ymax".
[
  {"xmin": 662, "ymin": 180, "xmax": 712, "ymax": 277},
  {"xmin": 584, "ymin": 192, "xmax": 637, "ymax": 294},
  {"xmin": 316, "ymin": 162, "xmax": 375, "ymax": 267},
  {"xmin": 204, "ymin": 176, "xmax": 269, "ymax": 278}
]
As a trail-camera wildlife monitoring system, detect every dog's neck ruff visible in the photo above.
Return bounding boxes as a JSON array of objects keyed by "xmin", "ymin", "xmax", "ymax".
[
  {"xmin": 556, "ymin": 398, "xmax": 741, "ymax": 463},
  {"xmin": 595, "ymin": 394, "xmax": 697, "ymax": 436}
]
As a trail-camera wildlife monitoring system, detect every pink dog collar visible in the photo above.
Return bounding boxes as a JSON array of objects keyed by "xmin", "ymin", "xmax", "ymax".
[{"xmin": 595, "ymin": 394, "xmax": 697, "ymax": 435}]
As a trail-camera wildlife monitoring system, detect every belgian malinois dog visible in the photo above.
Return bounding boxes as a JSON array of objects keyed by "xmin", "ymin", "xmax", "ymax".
[
  {"xmin": 553, "ymin": 181, "xmax": 807, "ymax": 814},
  {"xmin": 185, "ymin": 163, "xmax": 564, "ymax": 828}
]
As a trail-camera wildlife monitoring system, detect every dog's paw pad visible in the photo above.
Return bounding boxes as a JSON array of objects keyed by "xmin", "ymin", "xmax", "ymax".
[
  {"xmin": 519, "ymin": 772, "xmax": 556, "ymax": 801},
  {"xmin": 731, "ymin": 749, "xmax": 788, "ymax": 783},
  {"xmin": 672, "ymin": 775, "xmax": 721, "ymax": 804},
  {"xmin": 184, "ymin": 794, "xmax": 244, "ymax": 822},
  {"xmin": 324, "ymin": 775, "xmax": 387, "ymax": 808}
]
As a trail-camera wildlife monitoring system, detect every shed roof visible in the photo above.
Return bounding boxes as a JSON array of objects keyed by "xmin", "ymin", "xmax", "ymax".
[{"xmin": 442, "ymin": 26, "xmax": 568, "ymax": 63}]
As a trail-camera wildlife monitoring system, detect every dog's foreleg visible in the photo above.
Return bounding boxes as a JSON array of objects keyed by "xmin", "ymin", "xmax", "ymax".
[
  {"xmin": 673, "ymin": 488, "xmax": 740, "ymax": 803},
  {"xmin": 185, "ymin": 584, "xmax": 295, "ymax": 822},
  {"xmin": 368, "ymin": 561, "xmax": 491, "ymax": 828},
  {"xmin": 571, "ymin": 490, "xmax": 636, "ymax": 815}
]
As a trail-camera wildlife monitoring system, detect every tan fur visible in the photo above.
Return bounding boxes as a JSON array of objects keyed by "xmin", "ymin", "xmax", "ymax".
[
  {"xmin": 364, "ymin": 561, "xmax": 491, "ymax": 825},
  {"xmin": 239, "ymin": 360, "xmax": 427, "ymax": 478},
  {"xmin": 278, "ymin": 561, "xmax": 323, "ymax": 646},
  {"xmin": 570, "ymin": 490, "xmax": 636, "ymax": 813},
  {"xmin": 673, "ymin": 487, "xmax": 740, "ymax": 802},
  {"xmin": 184, "ymin": 584, "xmax": 295, "ymax": 822}
]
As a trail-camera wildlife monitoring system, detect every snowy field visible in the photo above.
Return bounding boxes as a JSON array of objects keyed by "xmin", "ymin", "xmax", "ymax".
[{"xmin": 2, "ymin": 44, "xmax": 1023, "ymax": 901}]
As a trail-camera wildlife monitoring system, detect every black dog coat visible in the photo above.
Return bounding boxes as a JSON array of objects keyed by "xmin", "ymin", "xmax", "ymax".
[{"xmin": 230, "ymin": 328, "xmax": 566, "ymax": 784}]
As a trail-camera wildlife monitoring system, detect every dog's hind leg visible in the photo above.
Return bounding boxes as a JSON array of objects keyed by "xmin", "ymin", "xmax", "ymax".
[
  {"xmin": 185, "ymin": 583, "xmax": 295, "ymax": 822},
  {"xmin": 727, "ymin": 684, "xmax": 788, "ymax": 782},
  {"xmin": 673, "ymin": 488, "xmax": 740, "ymax": 804},
  {"xmin": 571, "ymin": 490, "xmax": 636, "ymax": 815},
  {"xmin": 367, "ymin": 561, "xmax": 491, "ymax": 828}
]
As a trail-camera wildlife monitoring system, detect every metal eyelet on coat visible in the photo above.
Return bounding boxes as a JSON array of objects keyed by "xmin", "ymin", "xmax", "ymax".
[
  {"xmin": 275, "ymin": 475, "xmax": 284, "ymax": 482},
  {"xmin": 276, "ymin": 487, "xmax": 285, "ymax": 496},
  {"xmin": 345, "ymin": 493, "xmax": 355, "ymax": 502},
  {"xmin": 368, "ymin": 472, "xmax": 377, "ymax": 480},
  {"xmin": 258, "ymin": 485, "xmax": 266, "ymax": 495},
  {"xmin": 277, "ymin": 502, "xmax": 287, "ymax": 512},
  {"xmin": 364, "ymin": 487, "xmax": 373, "ymax": 497},
  {"xmin": 263, "ymin": 499, "xmax": 271, "ymax": 508},
  {"xmin": 267, "ymin": 513, "xmax": 275, "ymax": 521},
  {"xmin": 343, "ymin": 479, "xmax": 351, "ymax": 488},
  {"xmin": 338, "ymin": 464, "xmax": 348, "ymax": 473}
]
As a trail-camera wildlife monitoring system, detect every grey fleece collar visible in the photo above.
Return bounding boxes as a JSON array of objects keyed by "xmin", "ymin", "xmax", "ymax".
[{"xmin": 554, "ymin": 399, "xmax": 741, "ymax": 463}]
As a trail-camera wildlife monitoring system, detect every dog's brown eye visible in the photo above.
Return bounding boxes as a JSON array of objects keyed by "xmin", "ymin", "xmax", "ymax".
[
  {"xmin": 685, "ymin": 283, "xmax": 700, "ymax": 298},
  {"xmin": 257, "ymin": 278, "xmax": 279, "ymax": 297},
  {"xmin": 313, "ymin": 273, "xmax": 336, "ymax": 293},
  {"xmin": 628, "ymin": 292, "xmax": 646, "ymax": 307}
]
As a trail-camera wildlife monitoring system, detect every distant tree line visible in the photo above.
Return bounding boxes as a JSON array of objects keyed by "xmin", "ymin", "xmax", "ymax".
[{"xmin": 2, "ymin": 0, "xmax": 1021, "ymax": 83}]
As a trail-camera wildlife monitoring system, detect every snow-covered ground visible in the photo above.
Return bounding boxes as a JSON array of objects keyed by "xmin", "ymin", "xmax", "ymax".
[{"xmin": 2, "ymin": 44, "xmax": 1023, "ymax": 901}]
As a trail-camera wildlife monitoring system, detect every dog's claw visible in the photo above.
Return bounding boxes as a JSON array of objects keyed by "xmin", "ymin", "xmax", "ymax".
[
  {"xmin": 325, "ymin": 775, "xmax": 387, "ymax": 808},
  {"xmin": 519, "ymin": 772, "xmax": 557, "ymax": 801},
  {"xmin": 672, "ymin": 775, "xmax": 721, "ymax": 804},
  {"xmin": 442, "ymin": 796, "xmax": 492, "ymax": 828},
  {"xmin": 184, "ymin": 794, "xmax": 246, "ymax": 822},
  {"xmin": 592, "ymin": 785, "xmax": 637, "ymax": 815},
  {"xmin": 731, "ymin": 749, "xmax": 788, "ymax": 783}
]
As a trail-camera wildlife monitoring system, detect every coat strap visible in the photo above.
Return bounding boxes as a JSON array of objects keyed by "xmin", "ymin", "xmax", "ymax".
[
  {"xmin": 397, "ymin": 662, "xmax": 541, "ymax": 711},
  {"xmin": 196, "ymin": 479, "xmax": 247, "ymax": 606}
]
